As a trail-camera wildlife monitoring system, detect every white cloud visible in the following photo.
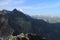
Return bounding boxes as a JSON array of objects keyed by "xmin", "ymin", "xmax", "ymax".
[
  {"xmin": 0, "ymin": 0, "xmax": 12, "ymax": 7},
  {"xmin": 0, "ymin": 0, "xmax": 25, "ymax": 9}
]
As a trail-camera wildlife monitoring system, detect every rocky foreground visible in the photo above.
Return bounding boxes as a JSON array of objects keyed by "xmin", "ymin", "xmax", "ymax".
[{"xmin": 9, "ymin": 33, "xmax": 46, "ymax": 40}]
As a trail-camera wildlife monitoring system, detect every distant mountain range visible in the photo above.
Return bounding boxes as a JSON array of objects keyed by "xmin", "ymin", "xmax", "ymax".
[
  {"xmin": 0, "ymin": 9, "xmax": 60, "ymax": 40},
  {"xmin": 32, "ymin": 15, "xmax": 60, "ymax": 23}
]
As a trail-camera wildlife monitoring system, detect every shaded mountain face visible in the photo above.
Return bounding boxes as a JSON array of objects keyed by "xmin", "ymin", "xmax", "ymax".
[
  {"xmin": 8, "ymin": 9, "xmax": 33, "ymax": 35},
  {"xmin": 0, "ymin": 9, "xmax": 60, "ymax": 40},
  {"xmin": 7, "ymin": 9, "xmax": 51, "ymax": 36},
  {"xmin": 0, "ymin": 11, "xmax": 13, "ymax": 40},
  {"xmin": 32, "ymin": 15, "xmax": 60, "ymax": 40}
]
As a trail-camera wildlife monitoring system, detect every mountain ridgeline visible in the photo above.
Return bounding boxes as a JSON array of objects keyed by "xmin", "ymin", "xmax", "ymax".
[{"xmin": 0, "ymin": 9, "xmax": 60, "ymax": 40}]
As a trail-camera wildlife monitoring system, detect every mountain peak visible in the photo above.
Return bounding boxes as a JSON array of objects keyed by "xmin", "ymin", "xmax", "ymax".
[
  {"xmin": 13, "ymin": 9, "xmax": 18, "ymax": 12},
  {"xmin": 12, "ymin": 9, "xmax": 23, "ymax": 13}
]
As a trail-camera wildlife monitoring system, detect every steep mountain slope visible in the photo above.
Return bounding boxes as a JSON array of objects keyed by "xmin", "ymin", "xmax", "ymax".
[
  {"xmin": 7, "ymin": 9, "xmax": 51, "ymax": 37},
  {"xmin": 7, "ymin": 9, "xmax": 60, "ymax": 40},
  {"xmin": 0, "ymin": 9, "xmax": 60, "ymax": 40}
]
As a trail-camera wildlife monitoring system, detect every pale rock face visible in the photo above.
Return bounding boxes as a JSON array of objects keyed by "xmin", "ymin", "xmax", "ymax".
[
  {"xmin": 19, "ymin": 9, "xmax": 24, "ymax": 12},
  {"xmin": 17, "ymin": 33, "xmax": 25, "ymax": 38},
  {"xmin": 0, "ymin": 37, "xmax": 3, "ymax": 40}
]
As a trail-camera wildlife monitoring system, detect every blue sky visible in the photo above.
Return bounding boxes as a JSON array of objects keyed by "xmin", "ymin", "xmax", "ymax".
[{"xmin": 0, "ymin": 0, "xmax": 60, "ymax": 17}]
